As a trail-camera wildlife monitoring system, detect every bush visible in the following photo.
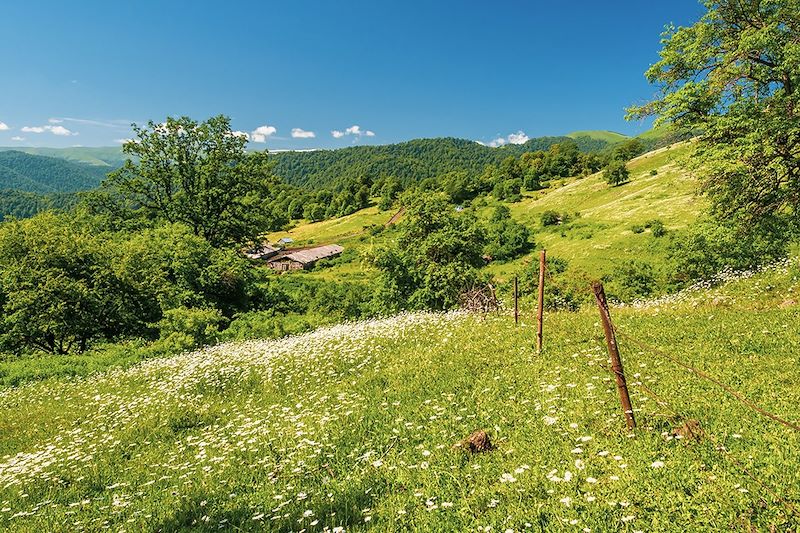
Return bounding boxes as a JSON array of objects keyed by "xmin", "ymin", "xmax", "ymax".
[
  {"xmin": 540, "ymin": 210, "xmax": 560, "ymax": 226},
  {"xmin": 647, "ymin": 219, "xmax": 666, "ymax": 237},
  {"xmin": 485, "ymin": 206, "xmax": 533, "ymax": 261},
  {"xmin": 223, "ymin": 310, "xmax": 312, "ymax": 341},
  {"xmin": 649, "ymin": 169, "xmax": 658, "ymax": 176},
  {"xmin": 631, "ymin": 224, "xmax": 645, "ymax": 234},
  {"xmin": 613, "ymin": 260, "xmax": 656, "ymax": 301},
  {"xmin": 154, "ymin": 307, "xmax": 227, "ymax": 352},
  {"xmin": 668, "ymin": 217, "xmax": 792, "ymax": 286}
]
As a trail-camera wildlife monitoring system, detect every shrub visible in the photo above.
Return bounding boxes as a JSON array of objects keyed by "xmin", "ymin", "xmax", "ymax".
[
  {"xmin": 223, "ymin": 310, "xmax": 312, "ymax": 341},
  {"xmin": 631, "ymin": 224, "xmax": 645, "ymax": 234},
  {"xmin": 154, "ymin": 307, "xmax": 226, "ymax": 352},
  {"xmin": 668, "ymin": 217, "xmax": 791, "ymax": 286},
  {"xmin": 614, "ymin": 260, "xmax": 656, "ymax": 301},
  {"xmin": 648, "ymin": 219, "xmax": 666, "ymax": 237},
  {"xmin": 649, "ymin": 169, "xmax": 658, "ymax": 176},
  {"xmin": 540, "ymin": 210, "xmax": 560, "ymax": 226}
]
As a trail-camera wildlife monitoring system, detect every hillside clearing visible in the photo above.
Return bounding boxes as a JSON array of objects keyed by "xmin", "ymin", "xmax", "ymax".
[{"xmin": 1, "ymin": 259, "xmax": 798, "ymax": 531}]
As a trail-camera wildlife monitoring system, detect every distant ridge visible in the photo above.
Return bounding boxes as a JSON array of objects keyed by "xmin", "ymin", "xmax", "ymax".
[
  {"xmin": 0, "ymin": 146, "xmax": 129, "ymax": 168},
  {"xmin": 0, "ymin": 150, "xmax": 112, "ymax": 194}
]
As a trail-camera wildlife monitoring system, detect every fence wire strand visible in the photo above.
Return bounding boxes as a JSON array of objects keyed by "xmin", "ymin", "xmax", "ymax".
[
  {"xmin": 614, "ymin": 328, "xmax": 800, "ymax": 433},
  {"xmin": 583, "ymin": 340, "xmax": 800, "ymax": 519}
]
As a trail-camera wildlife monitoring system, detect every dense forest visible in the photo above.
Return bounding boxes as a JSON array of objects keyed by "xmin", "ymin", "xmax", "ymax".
[
  {"xmin": 0, "ymin": 150, "xmax": 109, "ymax": 193},
  {"xmin": 269, "ymin": 134, "xmax": 626, "ymax": 188}
]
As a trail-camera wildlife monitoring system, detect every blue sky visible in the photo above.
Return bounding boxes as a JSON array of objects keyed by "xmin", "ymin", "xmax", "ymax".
[{"xmin": 0, "ymin": 1, "xmax": 705, "ymax": 149}]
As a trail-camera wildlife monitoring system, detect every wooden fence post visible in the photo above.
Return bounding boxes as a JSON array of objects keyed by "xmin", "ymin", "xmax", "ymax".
[
  {"xmin": 513, "ymin": 276, "xmax": 519, "ymax": 325},
  {"xmin": 591, "ymin": 281, "xmax": 636, "ymax": 429},
  {"xmin": 536, "ymin": 250, "xmax": 546, "ymax": 353}
]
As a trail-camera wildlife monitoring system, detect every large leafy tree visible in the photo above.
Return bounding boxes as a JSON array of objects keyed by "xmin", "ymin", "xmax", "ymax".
[
  {"xmin": 628, "ymin": 0, "xmax": 800, "ymax": 226},
  {"xmin": 369, "ymin": 192, "xmax": 487, "ymax": 311},
  {"xmin": 105, "ymin": 115, "xmax": 279, "ymax": 246}
]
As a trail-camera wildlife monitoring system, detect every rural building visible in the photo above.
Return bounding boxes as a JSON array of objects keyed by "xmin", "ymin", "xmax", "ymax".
[
  {"xmin": 278, "ymin": 237, "xmax": 295, "ymax": 246},
  {"xmin": 244, "ymin": 243, "xmax": 279, "ymax": 260},
  {"xmin": 267, "ymin": 244, "xmax": 344, "ymax": 271}
]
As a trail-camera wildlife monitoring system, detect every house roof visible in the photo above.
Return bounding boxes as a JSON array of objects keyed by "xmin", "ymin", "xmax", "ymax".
[
  {"xmin": 244, "ymin": 244, "xmax": 279, "ymax": 259},
  {"xmin": 278, "ymin": 244, "xmax": 344, "ymax": 265}
]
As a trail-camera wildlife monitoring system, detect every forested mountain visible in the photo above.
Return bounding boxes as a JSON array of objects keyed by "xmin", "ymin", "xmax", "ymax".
[
  {"xmin": 0, "ymin": 146, "xmax": 129, "ymax": 168},
  {"xmin": 0, "ymin": 151, "xmax": 111, "ymax": 194},
  {"xmin": 270, "ymin": 135, "xmax": 622, "ymax": 188},
  {"xmin": 0, "ymin": 190, "xmax": 79, "ymax": 222}
]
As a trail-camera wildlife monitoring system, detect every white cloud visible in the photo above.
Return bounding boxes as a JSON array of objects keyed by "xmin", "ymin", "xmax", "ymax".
[
  {"xmin": 230, "ymin": 130, "xmax": 250, "ymax": 140},
  {"xmin": 507, "ymin": 131, "xmax": 529, "ymax": 144},
  {"xmin": 11, "ymin": 136, "xmax": 24, "ymax": 141},
  {"xmin": 291, "ymin": 128, "xmax": 315, "ymax": 139},
  {"xmin": 48, "ymin": 125, "xmax": 77, "ymax": 136},
  {"xmin": 334, "ymin": 124, "xmax": 376, "ymax": 139},
  {"xmin": 251, "ymin": 125, "xmax": 277, "ymax": 143},
  {"xmin": 48, "ymin": 118, "xmax": 63, "ymax": 124},
  {"xmin": 0, "ymin": 122, "xmax": 9, "ymax": 131},
  {"xmin": 486, "ymin": 130, "xmax": 529, "ymax": 148},
  {"xmin": 114, "ymin": 138, "xmax": 133, "ymax": 144},
  {"xmin": 21, "ymin": 124, "xmax": 78, "ymax": 136}
]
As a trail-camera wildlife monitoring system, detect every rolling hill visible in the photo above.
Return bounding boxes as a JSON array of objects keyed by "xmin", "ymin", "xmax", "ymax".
[
  {"xmin": 268, "ymin": 141, "xmax": 700, "ymax": 285},
  {"xmin": 0, "ymin": 146, "xmax": 129, "ymax": 168},
  {"xmin": 1, "ymin": 258, "xmax": 797, "ymax": 531},
  {"xmin": 269, "ymin": 134, "xmax": 628, "ymax": 188},
  {"xmin": 0, "ymin": 150, "xmax": 113, "ymax": 194}
]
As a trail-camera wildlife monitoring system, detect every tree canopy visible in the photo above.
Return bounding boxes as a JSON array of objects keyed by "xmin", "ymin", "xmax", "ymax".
[
  {"xmin": 104, "ymin": 115, "xmax": 279, "ymax": 246},
  {"xmin": 628, "ymin": 0, "xmax": 800, "ymax": 226}
]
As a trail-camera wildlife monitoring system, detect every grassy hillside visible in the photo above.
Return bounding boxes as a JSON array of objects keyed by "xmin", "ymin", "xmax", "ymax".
[
  {"xmin": 1, "ymin": 259, "xmax": 797, "ymax": 531},
  {"xmin": 268, "ymin": 142, "xmax": 699, "ymax": 284},
  {"xmin": 0, "ymin": 146, "xmax": 128, "ymax": 168},
  {"xmin": 0, "ymin": 151, "xmax": 111, "ymax": 194},
  {"xmin": 566, "ymin": 130, "xmax": 630, "ymax": 144}
]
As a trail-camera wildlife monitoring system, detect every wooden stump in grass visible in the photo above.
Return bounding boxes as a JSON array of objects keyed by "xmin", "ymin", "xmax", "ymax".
[{"xmin": 455, "ymin": 430, "xmax": 494, "ymax": 453}]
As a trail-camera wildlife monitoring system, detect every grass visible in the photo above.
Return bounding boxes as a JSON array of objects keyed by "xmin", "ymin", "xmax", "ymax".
[
  {"xmin": 489, "ymin": 142, "xmax": 700, "ymax": 281},
  {"xmin": 566, "ymin": 130, "xmax": 630, "ymax": 143},
  {"xmin": 263, "ymin": 142, "xmax": 701, "ymax": 285},
  {"xmin": 1, "ymin": 258, "xmax": 798, "ymax": 531}
]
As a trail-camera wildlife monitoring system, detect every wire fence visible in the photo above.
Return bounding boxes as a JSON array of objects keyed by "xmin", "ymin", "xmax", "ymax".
[{"xmin": 503, "ymin": 256, "xmax": 800, "ymax": 519}]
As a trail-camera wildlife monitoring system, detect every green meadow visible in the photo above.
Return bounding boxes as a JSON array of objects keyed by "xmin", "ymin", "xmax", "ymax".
[{"xmin": 1, "ymin": 258, "xmax": 798, "ymax": 531}]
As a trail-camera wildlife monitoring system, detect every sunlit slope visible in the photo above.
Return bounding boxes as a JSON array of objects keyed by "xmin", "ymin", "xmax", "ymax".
[
  {"xmin": 266, "ymin": 142, "xmax": 700, "ymax": 282},
  {"xmin": 493, "ymin": 142, "xmax": 700, "ymax": 279},
  {"xmin": 566, "ymin": 130, "xmax": 630, "ymax": 144},
  {"xmin": 1, "ymin": 260, "xmax": 798, "ymax": 531}
]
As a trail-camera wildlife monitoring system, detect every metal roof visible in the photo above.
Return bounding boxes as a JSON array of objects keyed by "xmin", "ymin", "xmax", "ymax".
[{"xmin": 279, "ymin": 244, "xmax": 344, "ymax": 265}]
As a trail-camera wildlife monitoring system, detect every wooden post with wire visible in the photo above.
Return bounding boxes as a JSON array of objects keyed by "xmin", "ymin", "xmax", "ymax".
[
  {"xmin": 536, "ymin": 250, "xmax": 546, "ymax": 353},
  {"xmin": 513, "ymin": 276, "xmax": 519, "ymax": 325},
  {"xmin": 591, "ymin": 281, "xmax": 636, "ymax": 429}
]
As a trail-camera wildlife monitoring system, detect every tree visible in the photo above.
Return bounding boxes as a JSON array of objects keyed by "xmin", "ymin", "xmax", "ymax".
[
  {"xmin": 603, "ymin": 159, "xmax": 629, "ymax": 186},
  {"xmin": 0, "ymin": 213, "xmax": 137, "ymax": 354},
  {"xmin": 105, "ymin": 115, "xmax": 279, "ymax": 246},
  {"xmin": 485, "ymin": 206, "xmax": 533, "ymax": 260},
  {"xmin": 628, "ymin": 0, "xmax": 800, "ymax": 226},
  {"xmin": 369, "ymin": 192, "xmax": 486, "ymax": 311}
]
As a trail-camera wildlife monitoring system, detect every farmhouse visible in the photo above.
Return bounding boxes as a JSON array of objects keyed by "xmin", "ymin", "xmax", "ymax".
[
  {"xmin": 244, "ymin": 243, "xmax": 279, "ymax": 260},
  {"xmin": 267, "ymin": 244, "xmax": 344, "ymax": 271}
]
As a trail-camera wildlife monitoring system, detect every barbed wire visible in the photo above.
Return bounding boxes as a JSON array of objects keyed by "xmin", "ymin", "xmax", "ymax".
[
  {"xmin": 583, "ymin": 341, "xmax": 800, "ymax": 519},
  {"xmin": 614, "ymin": 329, "xmax": 800, "ymax": 433}
]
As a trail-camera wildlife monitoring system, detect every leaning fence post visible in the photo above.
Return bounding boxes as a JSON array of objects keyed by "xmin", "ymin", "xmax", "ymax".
[
  {"xmin": 513, "ymin": 276, "xmax": 519, "ymax": 325},
  {"xmin": 591, "ymin": 281, "xmax": 636, "ymax": 429},
  {"xmin": 536, "ymin": 250, "xmax": 546, "ymax": 353}
]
